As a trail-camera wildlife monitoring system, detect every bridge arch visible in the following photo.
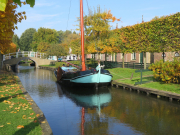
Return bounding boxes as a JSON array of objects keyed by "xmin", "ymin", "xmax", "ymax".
[
  {"xmin": 3, "ymin": 57, "xmax": 55, "ymax": 68},
  {"xmin": 15, "ymin": 57, "xmax": 38, "ymax": 69}
]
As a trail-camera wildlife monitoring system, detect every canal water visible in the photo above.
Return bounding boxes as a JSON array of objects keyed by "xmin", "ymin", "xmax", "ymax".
[{"xmin": 16, "ymin": 64, "xmax": 180, "ymax": 135}]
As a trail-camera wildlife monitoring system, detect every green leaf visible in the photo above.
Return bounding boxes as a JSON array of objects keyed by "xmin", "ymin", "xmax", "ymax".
[
  {"xmin": 13, "ymin": 0, "xmax": 21, "ymax": 6},
  {"xmin": 0, "ymin": 0, "xmax": 7, "ymax": 11},
  {"xmin": 26, "ymin": 0, "xmax": 35, "ymax": 7}
]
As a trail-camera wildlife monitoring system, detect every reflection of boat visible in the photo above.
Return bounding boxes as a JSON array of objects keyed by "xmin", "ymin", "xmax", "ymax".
[
  {"xmin": 56, "ymin": 83, "xmax": 112, "ymax": 113},
  {"xmin": 55, "ymin": 0, "xmax": 112, "ymax": 88}
]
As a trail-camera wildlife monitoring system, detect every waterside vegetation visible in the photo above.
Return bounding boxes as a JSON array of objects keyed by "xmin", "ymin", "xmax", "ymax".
[{"xmin": 0, "ymin": 71, "xmax": 42, "ymax": 134}]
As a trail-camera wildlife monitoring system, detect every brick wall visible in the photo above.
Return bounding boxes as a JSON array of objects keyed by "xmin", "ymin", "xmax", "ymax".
[{"xmin": 86, "ymin": 51, "xmax": 178, "ymax": 63}]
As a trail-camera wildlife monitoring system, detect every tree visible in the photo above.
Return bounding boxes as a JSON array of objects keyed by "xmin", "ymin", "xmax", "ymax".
[
  {"xmin": 57, "ymin": 30, "xmax": 64, "ymax": 43},
  {"xmin": 63, "ymin": 33, "xmax": 80, "ymax": 45},
  {"xmin": 46, "ymin": 44, "xmax": 68, "ymax": 61},
  {"xmin": 63, "ymin": 30, "xmax": 72, "ymax": 39},
  {"xmin": 114, "ymin": 30, "xmax": 132, "ymax": 68},
  {"xmin": 30, "ymin": 27, "xmax": 59, "ymax": 51},
  {"xmin": 8, "ymin": 42, "xmax": 17, "ymax": 53},
  {"xmin": 0, "ymin": 0, "xmax": 26, "ymax": 54},
  {"xmin": 37, "ymin": 42, "xmax": 50, "ymax": 53},
  {"xmin": 151, "ymin": 15, "xmax": 166, "ymax": 21},
  {"xmin": 19, "ymin": 28, "xmax": 36, "ymax": 51},
  {"xmin": 70, "ymin": 38, "xmax": 81, "ymax": 57},
  {"xmin": 78, "ymin": 6, "xmax": 120, "ymax": 59},
  {"xmin": 0, "ymin": 0, "xmax": 35, "ymax": 11},
  {"xmin": 12, "ymin": 34, "xmax": 20, "ymax": 50}
]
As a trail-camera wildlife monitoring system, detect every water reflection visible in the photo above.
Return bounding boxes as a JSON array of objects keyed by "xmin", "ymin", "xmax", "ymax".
[
  {"xmin": 57, "ymin": 85, "xmax": 112, "ymax": 115},
  {"xmin": 16, "ymin": 65, "xmax": 180, "ymax": 135}
]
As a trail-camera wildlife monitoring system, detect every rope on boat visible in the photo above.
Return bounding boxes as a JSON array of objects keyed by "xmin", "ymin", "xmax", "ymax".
[{"xmin": 62, "ymin": 61, "xmax": 81, "ymax": 69}]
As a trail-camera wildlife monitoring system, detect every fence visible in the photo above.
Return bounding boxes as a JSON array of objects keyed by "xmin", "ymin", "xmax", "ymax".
[
  {"xmin": 87, "ymin": 61, "xmax": 151, "ymax": 69},
  {"xmin": 3, "ymin": 51, "xmax": 46, "ymax": 61}
]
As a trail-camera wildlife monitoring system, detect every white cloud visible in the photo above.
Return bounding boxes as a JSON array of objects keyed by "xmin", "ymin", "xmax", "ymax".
[
  {"xmin": 26, "ymin": 13, "xmax": 59, "ymax": 22},
  {"xmin": 42, "ymin": 21, "xmax": 62, "ymax": 28}
]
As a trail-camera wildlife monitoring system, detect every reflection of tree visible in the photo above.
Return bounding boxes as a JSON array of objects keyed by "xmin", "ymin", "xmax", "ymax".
[
  {"xmin": 83, "ymin": 108, "xmax": 109, "ymax": 135},
  {"xmin": 17, "ymin": 67, "xmax": 57, "ymax": 98},
  {"xmin": 101, "ymin": 87, "xmax": 180, "ymax": 135}
]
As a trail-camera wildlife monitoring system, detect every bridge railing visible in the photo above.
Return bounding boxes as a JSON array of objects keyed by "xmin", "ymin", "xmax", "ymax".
[{"xmin": 3, "ymin": 51, "xmax": 46, "ymax": 61}]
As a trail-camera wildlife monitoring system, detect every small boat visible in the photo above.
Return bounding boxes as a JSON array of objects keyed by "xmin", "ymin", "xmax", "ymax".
[
  {"xmin": 54, "ymin": 65, "xmax": 112, "ymax": 88},
  {"xmin": 55, "ymin": 0, "xmax": 112, "ymax": 88}
]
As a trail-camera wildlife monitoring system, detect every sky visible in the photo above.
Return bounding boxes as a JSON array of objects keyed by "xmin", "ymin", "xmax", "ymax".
[{"xmin": 14, "ymin": 0, "xmax": 180, "ymax": 37}]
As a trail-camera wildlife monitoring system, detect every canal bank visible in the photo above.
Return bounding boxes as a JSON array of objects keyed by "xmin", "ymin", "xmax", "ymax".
[{"xmin": 0, "ymin": 69, "xmax": 53, "ymax": 135}]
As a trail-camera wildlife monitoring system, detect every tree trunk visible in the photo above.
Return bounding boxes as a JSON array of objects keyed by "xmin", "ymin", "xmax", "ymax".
[
  {"xmin": 122, "ymin": 53, "xmax": 124, "ymax": 68},
  {"xmin": 105, "ymin": 52, "xmax": 107, "ymax": 62},
  {"xmin": 144, "ymin": 52, "xmax": 146, "ymax": 69},
  {"xmin": 163, "ymin": 51, "xmax": 165, "ymax": 63},
  {"xmin": 98, "ymin": 53, "xmax": 101, "ymax": 60}
]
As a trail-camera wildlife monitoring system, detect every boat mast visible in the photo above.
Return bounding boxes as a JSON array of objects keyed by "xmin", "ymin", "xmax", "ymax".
[{"xmin": 80, "ymin": 0, "xmax": 86, "ymax": 71}]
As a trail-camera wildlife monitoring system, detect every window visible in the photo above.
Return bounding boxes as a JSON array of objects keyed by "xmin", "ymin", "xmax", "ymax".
[{"xmin": 132, "ymin": 52, "xmax": 136, "ymax": 60}]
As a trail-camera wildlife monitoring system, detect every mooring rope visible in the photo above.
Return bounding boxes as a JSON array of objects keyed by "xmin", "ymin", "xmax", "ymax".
[{"xmin": 62, "ymin": 61, "xmax": 80, "ymax": 69}]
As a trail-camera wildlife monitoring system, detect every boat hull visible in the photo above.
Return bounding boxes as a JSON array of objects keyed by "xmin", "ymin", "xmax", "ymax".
[{"xmin": 55, "ymin": 69, "xmax": 112, "ymax": 88}]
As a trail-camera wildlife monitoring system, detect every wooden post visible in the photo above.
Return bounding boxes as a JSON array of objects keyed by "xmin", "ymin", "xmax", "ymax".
[
  {"xmin": 130, "ymin": 73, "xmax": 133, "ymax": 80},
  {"xmin": 144, "ymin": 52, "xmax": 146, "ymax": 69}
]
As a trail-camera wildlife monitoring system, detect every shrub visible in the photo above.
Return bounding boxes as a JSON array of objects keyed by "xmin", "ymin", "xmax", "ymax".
[{"xmin": 149, "ymin": 58, "xmax": 180, "ymax": 84}]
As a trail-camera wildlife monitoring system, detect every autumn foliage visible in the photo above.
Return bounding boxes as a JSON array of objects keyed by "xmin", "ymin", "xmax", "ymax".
[
  {"xmin": 0, "ymin": 0, "xmax": 26, "ymax": 54},
  {"xmin": 79, "ymin": 7, "xmax": 120, "ymax": 54},
  {"xmin": 149, "ymin": 58, "xmax": 180, "ymax": 84}
]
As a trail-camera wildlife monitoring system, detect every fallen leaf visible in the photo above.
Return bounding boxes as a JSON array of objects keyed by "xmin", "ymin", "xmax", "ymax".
[
  {"xmin": 0, "ymin": 125, "xmax": 4, "ymax": 127},
  {"xmin": 29, "ymin": 108, "xmax": 32, "ymax": 109},
  {"xmin": 17, "ymin": 125, "xmax": 24, "ymax": 129},
  {"xmin": 22, "ymin": 115, "xmax": 26, "ymax": 119},
  {"xmin": 7, "ymin": 123, "xmax": 11, "ymax": 124},
  {"xmin": 28, "ymin": 117, "xmax": 34, "ymax": 119},
  {"xmin": 33, "ymin": 120, "xmax": 37, "ymax": 123},
  {"xmin": 2, "ymin": 110, "xmax": 6, "ymax": 111},
  {"xmin": 36, "ymin": 114, "xmax": 40, "ymax": 117},
  {"xmin": 41, "ymin": 121, "xmax": 46, "ymax": 123},
  {"xmin": 30, "ymin": 113, "xmax": 34, "ymax": 115}
]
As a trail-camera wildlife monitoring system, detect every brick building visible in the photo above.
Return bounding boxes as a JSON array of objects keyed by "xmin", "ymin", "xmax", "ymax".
[{"xmin": 86, "ymin": 51, "xmax": 180, "ymax": 64}]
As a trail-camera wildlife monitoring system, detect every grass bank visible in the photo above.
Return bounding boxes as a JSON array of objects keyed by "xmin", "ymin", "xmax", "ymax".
[
  {"xmin": 108, "ymin": 68, "xmax": 180, "ymax": 94},
  {"xmin": 0, "ymin": 71, "xmax": 42, "ymax": 135}
]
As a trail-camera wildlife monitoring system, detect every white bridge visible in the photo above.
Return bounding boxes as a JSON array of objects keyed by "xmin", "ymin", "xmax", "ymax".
[{"xmin": 2, "ymin": 51, "xmax": 56, "ymax": 68}]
